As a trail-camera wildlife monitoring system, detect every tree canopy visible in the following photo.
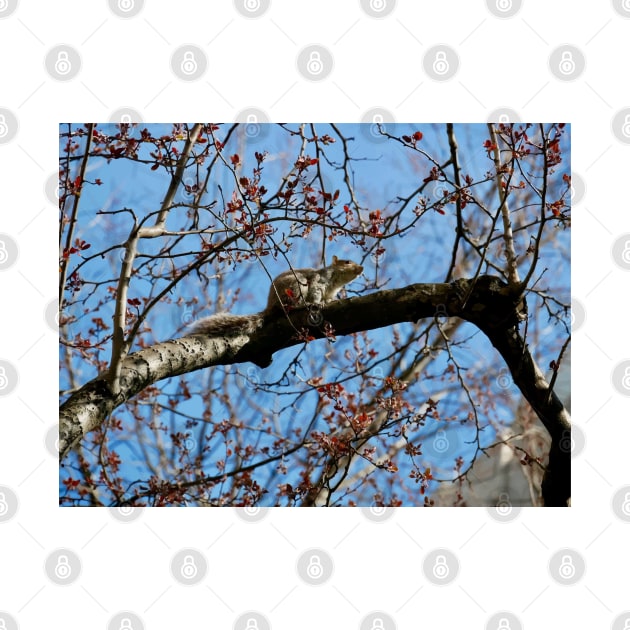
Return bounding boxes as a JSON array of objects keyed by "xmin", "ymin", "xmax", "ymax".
[{"xmin": 59, "ymin": 122, "xmax": 571, "ymax": 507}]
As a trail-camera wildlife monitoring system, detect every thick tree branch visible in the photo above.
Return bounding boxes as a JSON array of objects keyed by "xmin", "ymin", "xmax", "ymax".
[{"xmin": 59, "ymin": 275, "xmax": 570, "ymax": 506}]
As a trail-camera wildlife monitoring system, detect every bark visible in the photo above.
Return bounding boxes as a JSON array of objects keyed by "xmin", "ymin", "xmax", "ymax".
[{"xmin": 59, "ymin": 275, "xmax": 570, "ymax": 506}]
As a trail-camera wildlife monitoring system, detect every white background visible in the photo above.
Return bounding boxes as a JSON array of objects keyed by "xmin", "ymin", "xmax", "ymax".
[{"xmin": 0, "ymin": 1, "xmax": 629, "ymax": 628}]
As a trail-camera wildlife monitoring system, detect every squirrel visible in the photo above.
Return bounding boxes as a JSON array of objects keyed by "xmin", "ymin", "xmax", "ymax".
[{"xmin": 190, "ymin": 256, "xmax": 363, "ymax": 337}]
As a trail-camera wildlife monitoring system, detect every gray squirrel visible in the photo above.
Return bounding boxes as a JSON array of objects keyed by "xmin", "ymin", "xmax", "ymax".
[{"xmin": 191, "ymin": 256, "xmax": 363, "ymax": 337}]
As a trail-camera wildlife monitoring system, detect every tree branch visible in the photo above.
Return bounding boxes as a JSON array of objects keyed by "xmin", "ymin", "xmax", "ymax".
[
  {"xmin": 59, "ymin": 276, "xmax": 570, "ymax": 506},
  {"xmin": 487, "ymin": 123, "xmax": 520, "ymax": 285}
]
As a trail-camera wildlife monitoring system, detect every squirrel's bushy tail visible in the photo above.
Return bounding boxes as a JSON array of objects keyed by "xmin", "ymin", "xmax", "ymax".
[{"xmin": 189, "ymin": 312, "xmax": 263, "ymax": 337}]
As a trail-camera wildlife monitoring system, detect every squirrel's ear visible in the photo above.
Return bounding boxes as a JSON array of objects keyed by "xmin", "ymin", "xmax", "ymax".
[{"xmin": 332, "ymin": 255, "xmax": 338, "ymax": 264}]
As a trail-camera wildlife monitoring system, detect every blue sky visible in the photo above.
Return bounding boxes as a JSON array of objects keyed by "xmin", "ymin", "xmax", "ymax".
[{"xmin": 60, "ymin": 122, "xmax": 570, "ymax": 506}]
